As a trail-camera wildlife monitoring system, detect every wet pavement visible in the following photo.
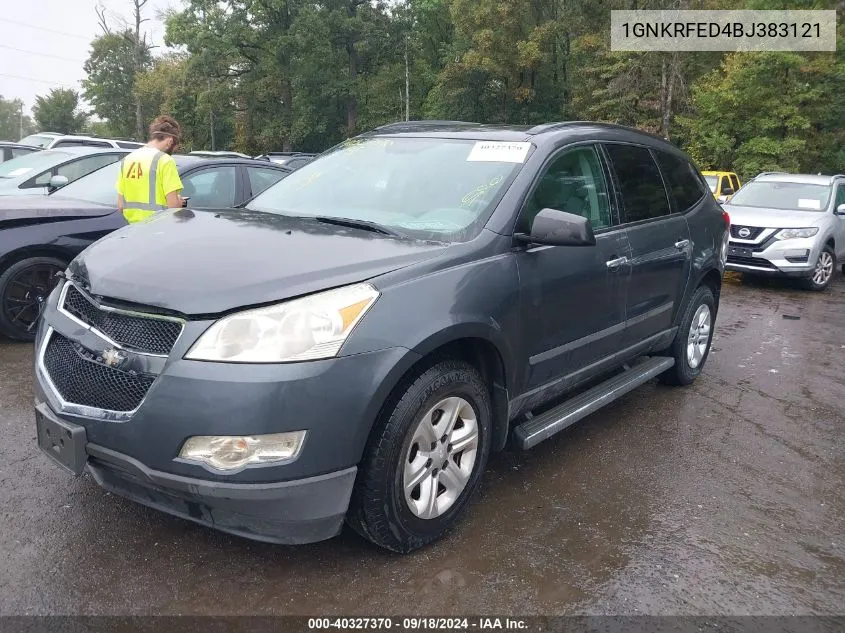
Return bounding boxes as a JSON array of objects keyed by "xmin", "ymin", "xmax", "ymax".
[{"xmin": 0, "ymin": 274, "xmax": 843, "ymax": 616}]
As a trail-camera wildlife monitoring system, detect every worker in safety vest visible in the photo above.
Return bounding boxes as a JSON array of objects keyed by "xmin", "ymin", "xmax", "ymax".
[{"xmin": 116, "ymin": 115, "xmax": 185, "ymax": 224}]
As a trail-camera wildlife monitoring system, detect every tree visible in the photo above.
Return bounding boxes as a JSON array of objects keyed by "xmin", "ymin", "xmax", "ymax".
[
  {"xmin": 32, "ymin": 89, "xmax": 88, "ymax": 134},
  {"xmin": 0, "ymin": 96, "xmax": 35, "ymax": 140},
  {"xmin": 83, "ymin": 1, "xmax": 153, "ymax": 139}
]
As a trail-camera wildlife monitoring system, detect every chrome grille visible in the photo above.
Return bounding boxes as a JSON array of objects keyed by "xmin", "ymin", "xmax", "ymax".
[
  {"xmin": 42, "ymin": 331, "xmax": 154, "ymax": 412},
  {"xmin": 63, "ymin": 285, "xmax": 182, "ymax": 355},
  {"xmin": 730, "ymin": 225, "xmax": 765, "ymax": 240}
]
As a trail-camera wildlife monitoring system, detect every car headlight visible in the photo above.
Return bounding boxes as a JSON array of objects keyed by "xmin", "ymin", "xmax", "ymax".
[
  {"xmin": 179, "ymin": 432, "xmax": 306, "ymax": 471},
  {"xmin": 775, "ymin": 227, "xmax": 819, "ymax": 240},
  {"xmin": 186, "ymin": 283, "xmax": 379, "ymax": 363}
]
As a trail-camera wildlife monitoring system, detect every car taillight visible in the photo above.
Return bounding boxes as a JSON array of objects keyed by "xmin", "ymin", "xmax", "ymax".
[{"xmin": 722, "ymin": 209, "xmax": 730, "ymax": 227}]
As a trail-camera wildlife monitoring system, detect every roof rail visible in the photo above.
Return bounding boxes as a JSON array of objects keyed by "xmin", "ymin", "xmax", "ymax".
[
  {"xmin": 831, "ymin": 173, "xmax": 845, "ymax": 180},
  {"xmin": 373, "ymin": 120, "xmax": 481, "ymax": 131},
  {"xmin": 754, "ymin": 171, "xmax": 788, "ymax": 177},
  {"xmin": 526, "ymin": 121, "xmax": 579, "ymax": 134}
]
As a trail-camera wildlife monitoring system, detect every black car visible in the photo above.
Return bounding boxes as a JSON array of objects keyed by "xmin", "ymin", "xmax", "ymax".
[
  {"xmin": 0, "ymin": 142, "xmax": 39, "ymax": 163},
  {"xmin": 0, "ymin": 156, "xmax": 290, "ymax": 340},
  {"xmin": 34, "ymin": 121, "xmax": 728, "ymax": 553}
]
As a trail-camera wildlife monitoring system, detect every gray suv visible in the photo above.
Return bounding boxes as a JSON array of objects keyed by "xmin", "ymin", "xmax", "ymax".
[
  {"xmin": 34, "ymin": 122, "xmax": 728, "ymax": 553},
  {"xmin": 724, "ymin": 173, "xmax": 845, "ymax": 290}
]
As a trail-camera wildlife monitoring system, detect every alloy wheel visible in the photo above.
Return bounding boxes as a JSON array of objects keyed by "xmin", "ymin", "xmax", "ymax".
[
  {"xmin": 1, "ymin": 263, "xmax": 62, "ymax": 335},
  {"xmin": 686, "ymin": 304, "xmax": 712, "ymax": 369},
  {"xmin": 813, "ymin": 251, "xmax": 834, "ymax": 287}
]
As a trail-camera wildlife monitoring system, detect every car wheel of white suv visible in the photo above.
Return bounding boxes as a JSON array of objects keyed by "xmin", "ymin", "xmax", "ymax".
[{"xmin": 802, "ymin": 245, "xmax": 835, "ymax": 291}]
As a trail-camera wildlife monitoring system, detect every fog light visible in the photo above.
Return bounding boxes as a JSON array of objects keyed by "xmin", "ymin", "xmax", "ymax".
[
  {"xmin": 179, "ymin": 431, "xmax": 306, "ymax": 471},
  {"xmin": 784, "ymin": 249, "xmax": 810, "ymax": 263}
]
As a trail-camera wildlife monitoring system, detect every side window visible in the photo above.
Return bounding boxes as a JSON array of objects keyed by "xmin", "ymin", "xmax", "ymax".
[
  {"xmin": 730, "ymin": 175, "xmax": 740, "ymax": 191},
  {"xmin": 181, "ymin": 166, "xmax": 238, "ymax": 207},
  {"xmin": 834, "ymin": 184, "xmax": 845, "ymax": 209},
  {"xmin": 519, "ymin": 145, "xmax": 612, "ymax": 233},
  {"xmin": 604, "ymin": 144, "xmax": 671, "ymax": 222},
  {"xmin": 57, "ymin": 154, "xmax": 122, "ymax": 183},
  {"xmin": 654, "ymin": 151, "xmax": 708, "ymax": 212},
  {"xmin": 117, "ymin": 141, "xmax": 143, "ymax": 149},
  {"xmin": 247, "ymin": 167, "xmax": 286, "ymax": 197}
]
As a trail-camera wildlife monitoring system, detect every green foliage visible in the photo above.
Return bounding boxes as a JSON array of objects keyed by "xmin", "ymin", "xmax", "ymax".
[
  {"xmin": 83, "ymin": 30, "xmax": 152, "ymax": 139},
  {"xmin": 59, "ymin": 0, "xmax": 843, "ymax": 176},
  {"xmin": 0, "ymin": 96, "xmax": 35, "ymax": 141},
  {"xmin": 32, "ymin": 89, "xmax": 88, "ymax": 134}
]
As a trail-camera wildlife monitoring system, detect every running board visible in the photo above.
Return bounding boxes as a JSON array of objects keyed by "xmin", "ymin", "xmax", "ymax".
[{"xmin": 513, "ymin": 356, "xmax": 675, "ymax": 450}]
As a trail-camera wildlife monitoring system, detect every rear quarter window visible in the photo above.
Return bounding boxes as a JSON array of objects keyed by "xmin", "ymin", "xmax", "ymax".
[{"xmin": 654, "ymin": 151, "xmax": 709, "ymax": 212}]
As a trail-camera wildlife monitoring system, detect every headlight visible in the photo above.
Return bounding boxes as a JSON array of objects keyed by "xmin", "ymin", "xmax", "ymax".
[
  {"xmin": 775, "ymin": 227, "xmax": 819, "ymax": 240},
  {"xmin": 186, "ymin": 283, "xmax": 379, "ymax": 363},
  {"xmin": 179, "ymin": 432, "xmax": 306, "ymax": 471}
]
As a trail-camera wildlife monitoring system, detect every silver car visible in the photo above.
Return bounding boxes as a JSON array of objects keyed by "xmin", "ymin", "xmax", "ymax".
[{"xmin": 724, "ymin": 173, "xmax": 845, "ymax": 290}]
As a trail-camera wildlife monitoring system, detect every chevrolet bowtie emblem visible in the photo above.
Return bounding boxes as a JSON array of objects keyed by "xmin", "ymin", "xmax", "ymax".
[{"xmin": 101, "ymin": 348, "xmax": 126, "ymax": 368}]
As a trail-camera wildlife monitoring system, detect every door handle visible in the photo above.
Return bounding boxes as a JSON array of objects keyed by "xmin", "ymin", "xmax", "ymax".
[
  {"xmin": 675, "ymin": 239, "xmax": 690, "ymax": 249},
  {"xmin": 606, "ymin": 256, "xmax": 629, "ymax": 270}
]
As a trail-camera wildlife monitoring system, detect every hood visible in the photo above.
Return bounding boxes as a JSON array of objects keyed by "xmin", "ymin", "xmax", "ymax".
[
  {"xmin": 724, "ymin": 203, "xmax": 829, "ymax": 229},
  {"xmin": 69, "ymin": 208, "xmax": 449, "ymax": 315},
  {"xmin": 0, "ymin": 195, "xmax": 116, "ymax": 224}
]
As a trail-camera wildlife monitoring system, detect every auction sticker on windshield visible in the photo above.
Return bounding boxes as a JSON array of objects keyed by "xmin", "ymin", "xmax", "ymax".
[
  {"xmin": 798, "ymin": 198, "xmax": 821, "ymax": 210},
  {"xmin": 467, "ymin": 141, "xmax": 531, "ymax": 163}
]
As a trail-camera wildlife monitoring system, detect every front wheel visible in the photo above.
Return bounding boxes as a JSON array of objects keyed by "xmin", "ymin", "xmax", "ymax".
[
  {"xmin": 0, "ymin": 256, "xmax": 66, "ymax": 341},
  {"xmin": 347, "ymin": 360, "xmax": 492, "ymax": 553},
  {"xmin": 802, "ymin": 246, "xmax": 835, "ymax": 291},
  {"xmin": 659, "ymin": 285, "xmax": 716, "ymax": 386}
]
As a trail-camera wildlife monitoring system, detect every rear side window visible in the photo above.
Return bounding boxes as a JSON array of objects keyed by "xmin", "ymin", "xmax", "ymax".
[
  {"xmin": 117, "ymin": 141, "xmax": 142, "ymax": 149},
  {"xmin": 247, "ymin": 167, "xmax": 287, "ymax": 197},
  {"xmin": 654, "ymin": 151, "xmax": 708, "ymax": 212},
  {"xmin": 730, "ymin": 174, "xmax": 740, "ymax": 191},
  {"xmin": 604, "ymin": 144, "xmax": 670, "ymax": 222}
]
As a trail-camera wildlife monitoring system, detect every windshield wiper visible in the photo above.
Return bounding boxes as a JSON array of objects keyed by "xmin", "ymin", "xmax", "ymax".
[{"xmin": 314, "ymin": 216, "xmax": 407, "ymax": 239}]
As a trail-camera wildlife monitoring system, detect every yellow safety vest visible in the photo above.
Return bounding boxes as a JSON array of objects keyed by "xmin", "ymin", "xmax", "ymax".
[{"xmin": 116, "ymin": 147, "xmax": 180, "ymax": 224}]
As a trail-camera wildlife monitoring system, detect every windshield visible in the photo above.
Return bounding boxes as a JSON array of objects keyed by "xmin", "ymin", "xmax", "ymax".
[
  {"xmin": 18, "ymin": 134, "xmax": 54, "ymax": 148},
  {"xmin": 728, "ymin": 181, "xmax": 831, "ymax": 211},
  {"xmin": 246, "ymin": 137, "xmax": 527, "ymax": 241},
  {"xmin": 52, "ymin": 161, "xmax": 121, "ymax": 205},
  {"xmin": 703, "ymin": 175, "xmax": 718, "ymax": 192},
  {"xmin": 0, "ymin": 149, "xmax": 72, "ymax": 179}
]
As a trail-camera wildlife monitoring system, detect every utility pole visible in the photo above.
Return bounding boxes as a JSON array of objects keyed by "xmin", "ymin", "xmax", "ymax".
[
  {"xmin": 19, "ymin": 101, "xmax": 23, "ymax": 139},
  {"xmin": 404, "ymin": 36, "xmax": 410, "ymax": 122},
  {"xmin": 209, "ymin": 80, "xmax": 216, "ymax": 150},
  {"xmin": 133, "ymin": 0, "xmax": 149, "ymax": 140}
]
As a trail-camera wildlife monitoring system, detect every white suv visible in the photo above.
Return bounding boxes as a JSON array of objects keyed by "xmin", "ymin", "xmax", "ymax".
[
  {"xmin": 18, "ymin": 132, "xmax": 143, "ymax": 151},
  {"xmin": 724, "ymin": 173, "xmax": 845, "ymax": 290}
]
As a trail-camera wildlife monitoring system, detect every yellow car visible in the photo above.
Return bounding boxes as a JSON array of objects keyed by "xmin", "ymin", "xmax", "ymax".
[{"xmin": 702, "ymin": 171, "xmax": 741, "ymax": 202}]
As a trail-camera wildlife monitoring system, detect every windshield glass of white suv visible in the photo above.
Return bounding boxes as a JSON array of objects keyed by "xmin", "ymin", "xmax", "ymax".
[
  {"xmin": 0, "ymin": 150, "xmax": 72, "ymax": 178},
  {"xmin": 18, "ymin": 134, "xmax": 54, "ymax": 148},
  {"xmin": 704, "ymin": 175, "xmax": 718, "ymax": 192},
  {"xmin": 52, "ymin": 161, "xmax": 120, "ymax": 205},
  {"xmin": 247, "ymin": 137, "xmax": 525, "ymax": 241},
  {"xmin": 728, "ymin": 181, "xmax": 831, "ymax": 211}
]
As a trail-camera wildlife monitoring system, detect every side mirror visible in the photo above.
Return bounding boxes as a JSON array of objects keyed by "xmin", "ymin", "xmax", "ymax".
[
  {"xmin": 721, "ymin": 187, "xmax": 734, "ymax": 196},
  {"xmin": 49, "ymin": 175, "xmax": 69, "ymax": 190},
  {"xmin": 515, "ymin": 208, "xmax": 596, "ymax": 247},
  {"xmin": 835, "ymin": 203, "xmax": 845, "ymax": 216}
]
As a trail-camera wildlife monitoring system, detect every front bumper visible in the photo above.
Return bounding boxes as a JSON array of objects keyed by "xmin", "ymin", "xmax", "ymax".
[{"xmin": 725, "ymin": 235, "xmax": 819, "ymax": 277}]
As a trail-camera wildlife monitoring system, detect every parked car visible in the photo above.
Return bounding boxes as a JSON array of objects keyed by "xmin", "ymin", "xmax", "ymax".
[
  {"xmin": 33, "ymin": 121, "xmax": 727, "ymax": 553},
  {"xmin": 0, "ymin": 142, "xmax": 39, "ymax": 163},
  {"xmin": 190, "ymin": 150, "xmax": 253, "ymax": 159},
  {"xmin": 255, "ymin": 151, "xmax": 317, "ymax": 170},
  {"xmin": 724, "ymin": 172, "xmax": 845, "ymax": 290},
  {"xmin": 18, "ymin": 132, "xmax": 143, "ymax": 150},
  {"xmin": 702, "ymin": 170, "xmax": 741, "ymax": 202},
  {"xmin": 0, "ymin": 147, "xmax": 129, "ymax": 197},
  {"xmin": 0, "ymin": 156, "xmax": 290, "ymax": 340}
]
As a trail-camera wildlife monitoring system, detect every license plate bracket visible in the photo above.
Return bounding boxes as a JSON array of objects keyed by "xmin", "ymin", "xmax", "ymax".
[
  {"xmin": 36, "ymin": 405, "xmax": 87, "ymax": 476},
  {"xmin": 728, "ymin": 246, "xmax": 753, "ymax": 258}
]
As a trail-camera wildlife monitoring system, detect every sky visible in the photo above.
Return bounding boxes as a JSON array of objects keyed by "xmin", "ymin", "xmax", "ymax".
[{"xmin": 0, "ymin": 0, "xmax": 177, "ymax": 118}]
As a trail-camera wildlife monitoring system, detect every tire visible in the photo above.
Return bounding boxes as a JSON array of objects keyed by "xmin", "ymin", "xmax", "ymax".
[
  {"xmin": 659, "ymin": 285, "xmax": 716, "ymax": 387},
  {"xmin": 0, "ymin": 256, "xmax": 66, "ymax": 341},
  {"xmin": 346, "ymin": 360, "xmax": 492, "ymax": 553},
  {"xmin": 801, "ymin": 246, "xmax": 835, "ymax": 291}
]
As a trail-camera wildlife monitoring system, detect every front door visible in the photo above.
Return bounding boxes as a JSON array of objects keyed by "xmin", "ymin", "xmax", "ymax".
[
  {"xmin": 602, "ymin": 143, "xmax": 692, "ymax": 346},
  {"xmin": 515, "ymin": 144, "xmax": 630, "ymax": 394}
]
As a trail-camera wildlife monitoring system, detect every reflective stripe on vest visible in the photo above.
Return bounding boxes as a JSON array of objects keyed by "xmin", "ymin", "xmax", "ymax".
[{"xmin": 123, "ymin": 150, "xmax": 167, "ymax": 223}]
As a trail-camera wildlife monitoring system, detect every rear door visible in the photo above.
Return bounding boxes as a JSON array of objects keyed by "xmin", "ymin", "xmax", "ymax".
[
  {"xmin": 515, "ymin": 143, "xmax": 630, "ymax": 392},
  {"xmin": 602, "ymin": 143, "xmax": 692, "ymax": 346}
]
